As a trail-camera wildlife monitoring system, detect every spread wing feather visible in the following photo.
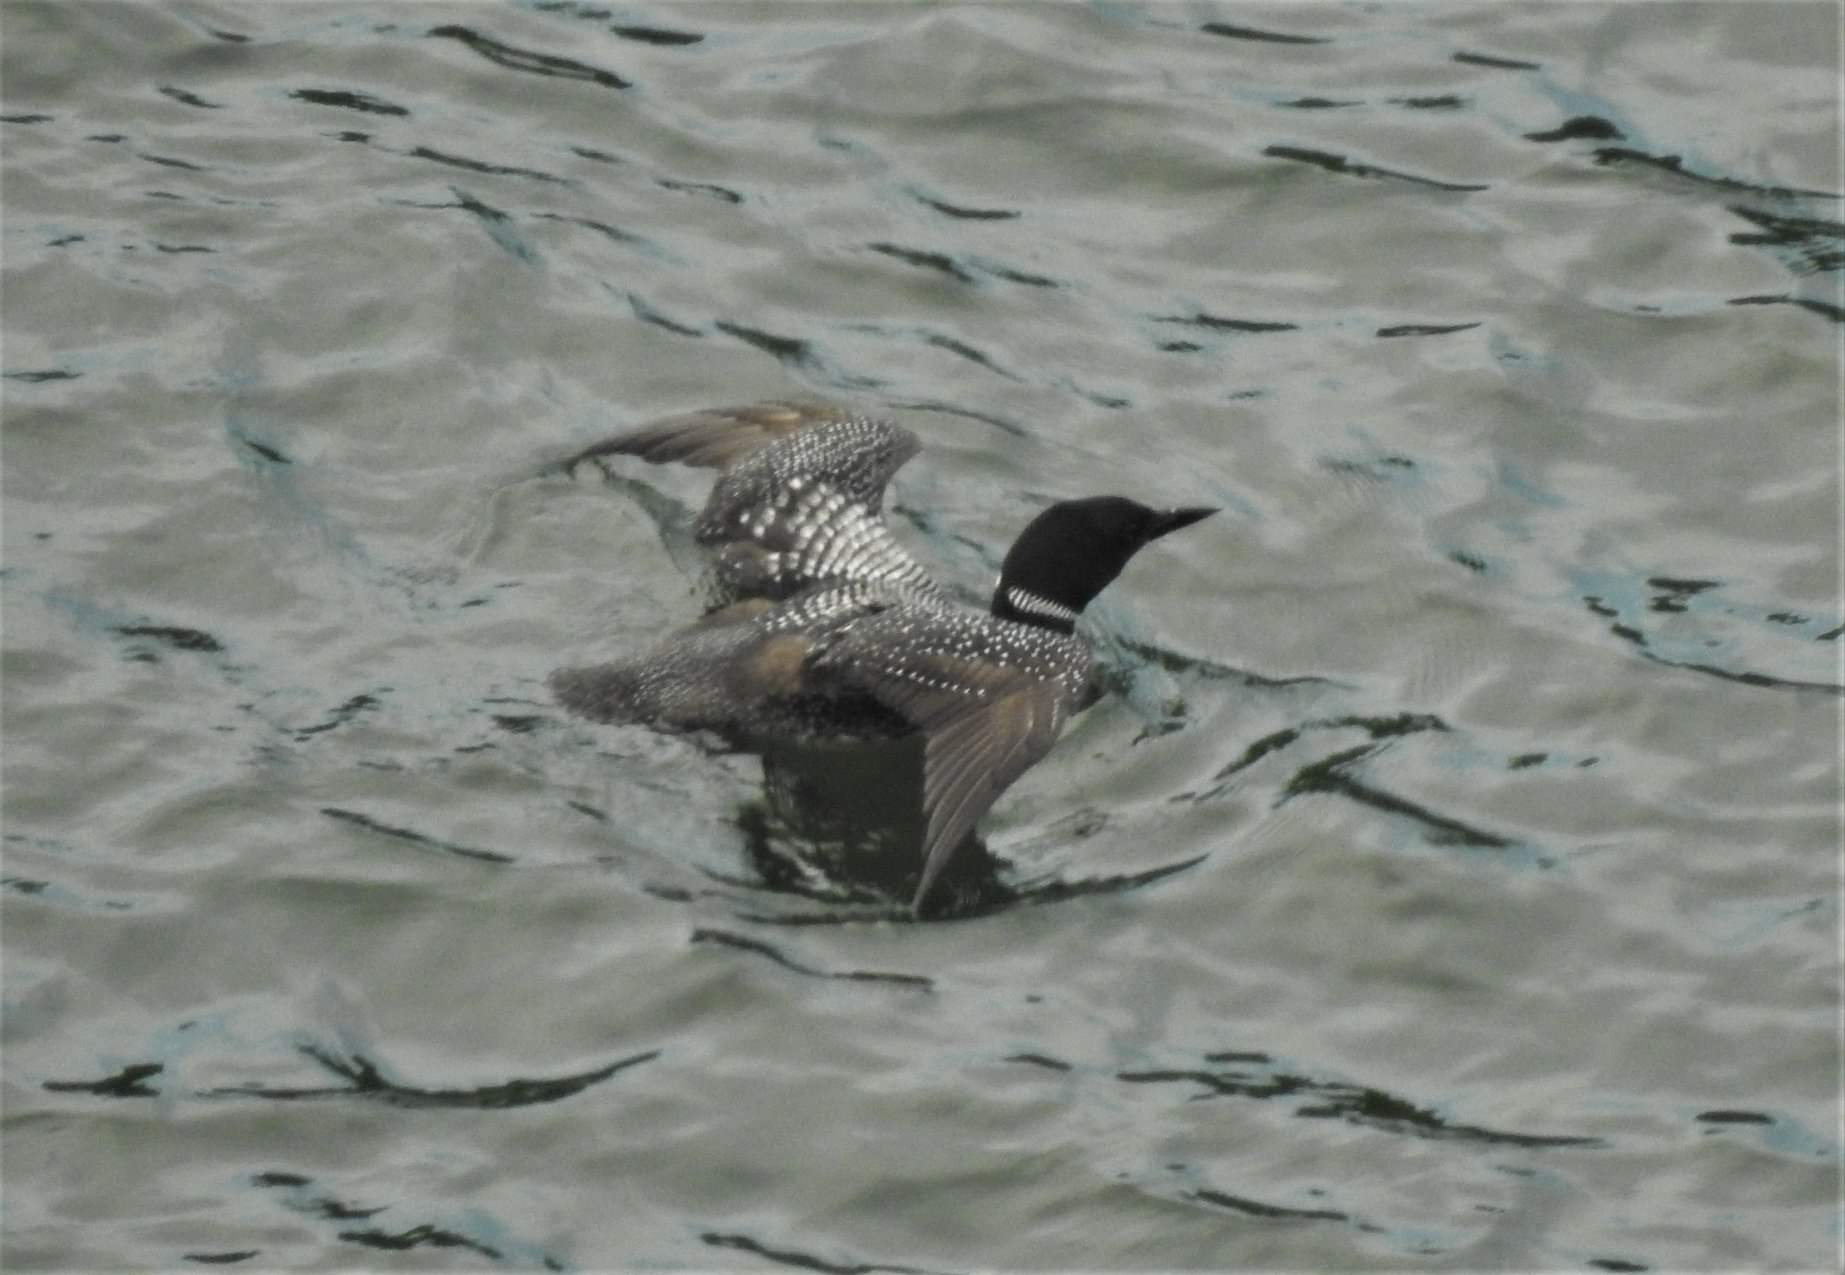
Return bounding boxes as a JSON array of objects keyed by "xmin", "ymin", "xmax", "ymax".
[
  {"xmin": 812, "ymin": 628, "xmax": 1076, "ymax": 910},
  {"xmin": 563, "ymin": 401, "xmax": 934, "ymax": 605},
  {"xmin": 564, "ymin": 401, "xmax": 847, "ymax": 471},
  {"xmin": 916, "ymin": 682, "xmax": 1067, "ymax": 909}
]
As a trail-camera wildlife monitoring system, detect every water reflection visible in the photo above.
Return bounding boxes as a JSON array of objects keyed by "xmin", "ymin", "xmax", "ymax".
[{"xmin": 728, "ymin": 733, "xmax": 1206, "ymax": 923}]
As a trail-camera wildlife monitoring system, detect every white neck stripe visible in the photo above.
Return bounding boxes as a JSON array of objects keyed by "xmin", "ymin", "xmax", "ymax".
[{"xmin": 1007, "ymin": 587, "xmax": 1079, "ymax": 625}]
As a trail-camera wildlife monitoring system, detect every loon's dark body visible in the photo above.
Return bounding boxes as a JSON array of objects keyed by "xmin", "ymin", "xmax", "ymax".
[{"xmin": 549, "ymin": 402, "xmax": 1213, "ymax": 911}]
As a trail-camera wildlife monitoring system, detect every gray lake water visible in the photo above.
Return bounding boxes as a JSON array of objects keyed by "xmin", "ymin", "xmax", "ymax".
[{"xmin": 3, "ymin": 2, "xmax": 1841, "ymax": 1270}]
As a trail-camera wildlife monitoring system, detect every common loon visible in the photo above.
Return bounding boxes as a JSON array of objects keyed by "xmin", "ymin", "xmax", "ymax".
[{"xmin": 549, "ymin": 401, "xmax": 1215, "ymax": 912}]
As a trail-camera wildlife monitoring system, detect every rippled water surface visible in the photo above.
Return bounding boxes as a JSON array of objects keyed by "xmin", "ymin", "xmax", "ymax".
[{"xmin": 3, "ymin": 2, "xmax": 1841, "ymax": 1270}]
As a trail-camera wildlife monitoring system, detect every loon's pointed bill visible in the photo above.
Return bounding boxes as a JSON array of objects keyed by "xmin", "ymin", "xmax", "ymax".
[
  {"xmin": 1150, "ymin": 506, "xmax": 1218, "ymax": 538},
  {"xmin": 549, "ymin": 402, "xmax": 1215, "ymax": 915}
]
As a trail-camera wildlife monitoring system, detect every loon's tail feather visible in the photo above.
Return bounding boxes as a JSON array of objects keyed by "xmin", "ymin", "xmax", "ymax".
[
  {"xmin": 548, "ymin": 662, "xmax": 650, "ymax": 726},
  {"xmin": 549, "ymin": 615, "xmax": 776, "ymax": 733}
]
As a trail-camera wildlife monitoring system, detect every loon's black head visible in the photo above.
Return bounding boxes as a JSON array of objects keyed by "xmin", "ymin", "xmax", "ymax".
[{"xmin": 990, "ymin": 496, "xmax": 1217, "ymax": 633}]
